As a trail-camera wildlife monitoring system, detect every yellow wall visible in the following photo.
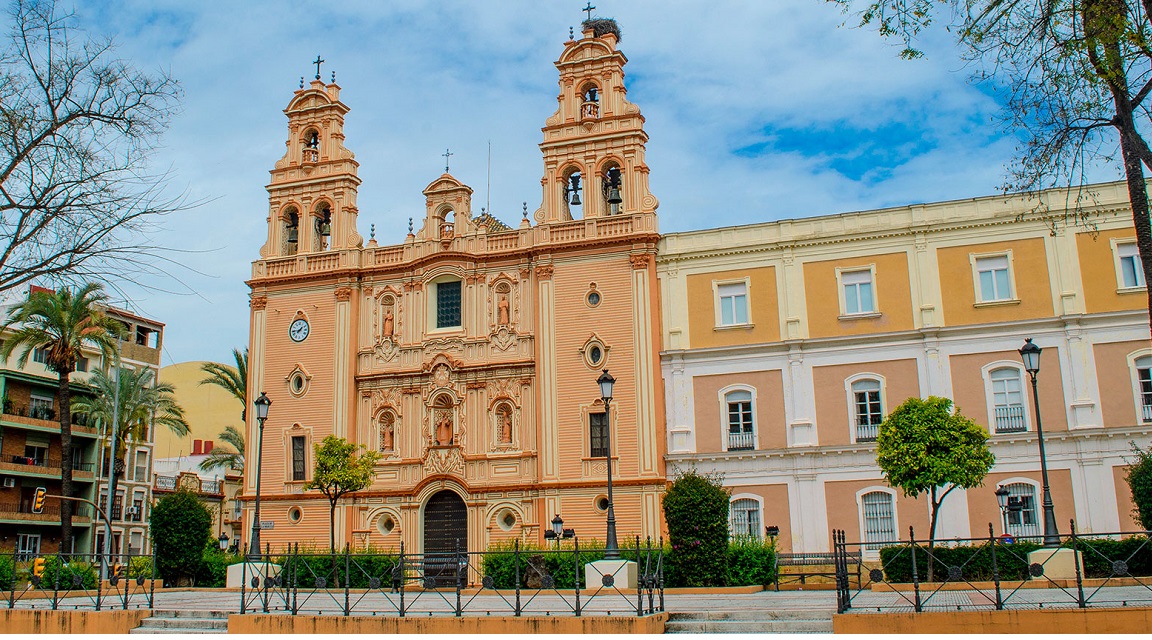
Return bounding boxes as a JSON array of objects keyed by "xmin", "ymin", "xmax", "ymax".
[
  {"xmin": 1078, "ymin": 228, "xmax": 1145, "ymax": 314},
  {"xmin": 229, "ymin": 613, "xmax": 667, "ymax": 634},
  {"xmin": 0, "ymin": 609, "xmax": 149, "ymax": 634},
  {"xmin": 811, "ymin": 359, "xmax": 920, "ymax": 447},
  {"xmin": 937, "ymin": 238, "xmax": 1053, "ymax": 326},
  {"xmin": 833, "ymin": 607, "xmax": 1152, "ymax": 634},
  {"xmin": 156, "ymin": 361, "xmax": 244, "ymax": 459},
  {"xmin": 803, "ymin": 252, "xmax": 914, "ymax": 338},
  {"xmin": 691, "ymin": 370, "xmax": 787, "ymax": 453},
  {"xmin": 686, "ymin": 267, "xmax": 779, "ymax": 348}
]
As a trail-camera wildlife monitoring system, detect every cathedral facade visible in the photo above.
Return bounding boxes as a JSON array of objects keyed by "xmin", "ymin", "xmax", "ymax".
[{"xmin": 245, "ymin": 23, "xmax": 666, "ymax": 553}]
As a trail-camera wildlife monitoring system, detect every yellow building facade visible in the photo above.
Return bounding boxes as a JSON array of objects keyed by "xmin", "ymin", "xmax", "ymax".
[
  {"xmin": 245, "ymin": 24, "xmax": 665, "ymax": 553},
  {"xmin": 659, "ymin": 181, "xmax": 1152, "ymax": 553}
]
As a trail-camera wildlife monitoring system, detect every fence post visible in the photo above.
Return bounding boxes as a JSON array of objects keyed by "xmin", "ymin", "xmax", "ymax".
[
  {"xmin": 149, "ymin": 544, "xmax": 157, "ymax": 610},
  {"xmin": 262, "ymin": 542, "xmax": 271, "ymax": 614},
  {"xmin": 94, "ymin": 550, "xmax": 103, "ymax": 611},
  {"xmin": 658, "ymin": 536, "xmax": 665, "ymax": 614},
  {"xmin": 514, "ymin": 539, "xmax": 522, "ymax": 617},
  {"xmin": 454, "ymin": 538, "xmax": 462, "ymax": 618},
  {"xmin": 7, "ymin": 546, "xmax": 16, "ymax": 608},
  {"xmin": 987, "ymin": 523, "xmax": 1002, "ymax": 610},
  {"xmin": 240, "ymin": 552, "xmax": 247, "ymax": 614},
  {"xmin": 635, "ymin": 536, "xmax": 643, "ymax": 616},
  {"xmin": 645, "ymin": 537, "xmax": 655, "ymax": 615},
  {"xmin": 291, "ymin": 543, "xmax": 298, "ymax": 616},
  {"xmin": 574, "ymin": 537, "xmax": 581, "ymax": 617},
  {"xmin": 344, "ymin": 543, "xmax": 351, "ymax": 617},
  {"xmin": 122, "ymin": 551, "xmax": 130, "ymax": 609},
  {"xmin": 908, "ymin": 526, "xmax": 921, "ymax": 613},
  {"xmin": 51, "ymin": 551, "xmax": 60, "ymax": 610},
  {"xmin": 1071, "ymin": 520, "xmax": 1085, "ymax": 608},
  {"xmin": 398, "ymin": 541, "xmax": 406, "ymax": 618}
]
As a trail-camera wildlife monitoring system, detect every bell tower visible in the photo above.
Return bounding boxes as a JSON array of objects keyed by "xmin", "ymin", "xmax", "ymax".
[
  {"xmin": 537, "ymin": 19, "xmax": 658, "ymax": 224},
  {"xmin": 261, "ymin": 73, "xmax": 362, "ymax": 258}
]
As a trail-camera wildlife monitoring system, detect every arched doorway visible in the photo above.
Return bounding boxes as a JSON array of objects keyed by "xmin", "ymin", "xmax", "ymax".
[{"xmin": 423, "ymin": 490, "xmax": 467, "ymax": 585}]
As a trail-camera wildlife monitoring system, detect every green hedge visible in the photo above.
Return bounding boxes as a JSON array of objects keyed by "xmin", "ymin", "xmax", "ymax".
[
  {"xmin": 727, "ymin": 536, "xmax": 777, "ymax": 587},
  {"xmin": 37, "ymin": 556, "xmax": 98, "ymax": 590},
  {"xmin": 196, "ymin": 548, "xmax": 246, "ymax": 587},
  {"xmin": 0, "ymin": 554, "xmax": 12, "ymax": 591},
  {"xmin": 878, "ymin": 536, "xmax": 1152, "ymax": 583}
]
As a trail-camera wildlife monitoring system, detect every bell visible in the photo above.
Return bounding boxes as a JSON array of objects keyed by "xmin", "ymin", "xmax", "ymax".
[
  {"xmin": 570, "ymin": 190, "xmax": 582, "ymax": 206},
  {"xmin": 320, "ymin": 221, "xmax": 331, "ymax": 237},
  {"xmin": 287, "ymin": 227, "xmax": 298, "ymax": 243},
  {"xmin": 607, "ymin": 187, "xmax": 622, "ymax": 205},
  {"xmin": 568, "ymin": 174, "xmax": 582, "ymax": 206}
]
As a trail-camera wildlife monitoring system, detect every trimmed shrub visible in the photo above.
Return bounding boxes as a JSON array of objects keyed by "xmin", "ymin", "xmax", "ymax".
[
  {"xmin": 38, "ymin": 556, "xmax": 98, "ymax": 590},
  {"xmin": 663, "ymin": 469, "xmax": 730, "ymax": 587},
  {"xmin": 197, "ymin": 546, "xmax": 245, "ymax": 587},
  {"xmin": 1126, "ymin": 442, "xmax": 1152, "ymax": 530},
  {"xmin": 728, "ymin": 536, "xmax": 777, "ymax": 587},
  {"xmin": 129, "ymin": 555, "xmax": 155, "ymax": 580},
  {"xmin": 0, "ymin": 554, "xmax": 12, "ymax": 591},
  {"xmin": 151, "ymin": 488, "xmax": 212, "ymax": 586}
]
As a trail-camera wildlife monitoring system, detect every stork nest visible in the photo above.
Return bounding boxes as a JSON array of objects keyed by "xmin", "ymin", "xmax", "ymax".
[{"xmin": 582, "ymin": 18, "xmax": 621, "ymax": 41}]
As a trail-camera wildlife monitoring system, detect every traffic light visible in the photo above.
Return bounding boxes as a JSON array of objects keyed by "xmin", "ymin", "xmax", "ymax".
[
  {"xmin": 110, "ymin": 562, "xmax": 122, "ymax": 585},
  {"xmin": 32, "ymin": 487, "xmax": 46, "ymax": 514},
  {"xmin": 32, "ymin": 557, "xmax": 45, "ymax": 578}
]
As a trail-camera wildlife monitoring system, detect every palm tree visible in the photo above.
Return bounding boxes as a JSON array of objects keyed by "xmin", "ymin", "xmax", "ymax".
[
  {"xmin": 198, "ymin": 349, "xmax": 248, "ymax": 474},
  {"xmin": 198, "ymin": 425, "xmax": 245, "ymax": 473},
  {"xmin": 0, "ymin": 284, "xmax": 125, "ymax": 553},
  {"xmin": 72, "ymin": 366, "xmax": 191, "ymax": 477},
  {"xmin": 200, "ymin": 348, "xmax": 247, "ymax": 420}
]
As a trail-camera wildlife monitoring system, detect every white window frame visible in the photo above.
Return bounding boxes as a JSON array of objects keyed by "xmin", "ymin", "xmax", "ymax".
[
  {"xmin": 856, "ymin": 487, "xmax": 898, "ymax": 558},
  {"xmin": 729, "ymin": 494, "xmax": 764, "ymax": 540},
  {"xmin": 1128, "ymin": 349, "xmax": 1152, "ymax": 424},
  {"xmin": 844, "ymin": 373, "xmax": 886, "ymax": 443},
  {"xmin": 997, "ymin": 478, "xmax": 1042, "ymax": 539},
  {"xmin": 712, "ymin": 278, "xmax": 752, "ymax": 328},
  {"xmin": 16, "ymin": 533, "xmax": 41, "ymax": 562},
  {"xmin": 982, "ymin": 361, "xmax": 1030, "ymax": 434},
  {"xmin": 1113, "ymin": 238, "xmax": 1146, "ymax": 291},
  {"xmin": 836, "ymin": 265, "xmax": 879, "ymax": 317},
  {"xmin": 970, "ymin": 251, "xmax": 1017, "ymax": 305},
  {"xmin": 718, "ymin": 384, "xmax": 757, "ymax": 452},
  {"xmin": 31, "ymin": 347, "xmax": 48, "ymax": 365}
]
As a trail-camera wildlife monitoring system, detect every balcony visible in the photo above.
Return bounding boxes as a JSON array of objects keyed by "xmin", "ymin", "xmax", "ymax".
[
  {"xmin": 154, "ymin": 474, "xmax": 223, "ymax": 497},
  {"xmin": 994, "ymin": 405, "xmax": 1028, "ymax": 434},
  {"xmin": 0, "ymin": 457, "xmax": 95, "ymax": 481},
  {"xmin": 0, "ymin": 502, "xmax": 92, "ymax": 525},
  {"xmin": 855, "ymin": 418, "xmax": 880, "ymax": 443},
  {"xmin": 1143, "ymin": 402, "xmax": 1152, "ymax": 424},
  {"xmin": 0, "ymin": 411, "xmax": 98, "ymax": 437},
  {"xmin": 727, "ymin": 430, "xmax": 755, "ymax": 451}
]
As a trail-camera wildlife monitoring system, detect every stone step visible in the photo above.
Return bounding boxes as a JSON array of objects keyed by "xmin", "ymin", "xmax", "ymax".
[
  {"xmin": 129, "ymin": 627, "xmax": 228, "ymax": 634},
  {"xmin": 148, "ymin": 609, "xmax": 230, "ymax": 620},
  {"xmin": 669, "ymin": 609, "xmax": 835, "ymax": 621},
  {"xmin": 129, "ymin": 612, "xmax": 231, "ymax": 634},
  {"xmin": 665, "ymin": 619, "xmax": 834, "ymax": 634},
  {"xmin": 134, "ymin": 618, "xmax": 230, "ymax": 630}
]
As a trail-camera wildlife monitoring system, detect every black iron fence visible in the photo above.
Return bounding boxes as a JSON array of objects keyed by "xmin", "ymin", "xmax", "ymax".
[
  {"xmin": 240, "ymin": 537, "xmax": 664, "ymax": 617},
  {"xmin": 833, "ymin": 521, "xmax": 1152, "ymax": 614},
  {"xmin": 3, "ymin": 548, "xmax": 157, "ymax": 610}
]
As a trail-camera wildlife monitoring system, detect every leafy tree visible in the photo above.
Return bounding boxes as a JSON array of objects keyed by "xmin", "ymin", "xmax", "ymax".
[
  {"xmin": 876, "ymin": 396, "xmax": 995, "ymax": 581},
  {"xmin": 828, "ymin": 0, "xmax": 1152, "ymax": 335},
  {"xmin": 0, "ymin": 283, "xmax": 124, "ymax": 553},
  {"xmin": 199, "ymin": 348, "xmax": 247, "ymax": 473},
  {"xmin": 305, "ymin": 436, "xmax": 381, "ymax": 552},
  {"xmin": 0, "ymin": 0, "xmax": 185, "ymax": 292},
  {"xmin": 150, "ymin": 487, "xmax": 212, "ymax": 586},
  {"xmin": 199, "ymin": 425, "xmax": 245, "ymax": 473},
  {"xmin": 661, "ymin": 469, "xmax": 730, "ymax": 587},
  {"xmin": 1125, "ymin": 441, "xmax": 1152, "ymax": 530},
  {"xmin": 72, "ymin": 366, "xmax": 189, "ymax": 523}
]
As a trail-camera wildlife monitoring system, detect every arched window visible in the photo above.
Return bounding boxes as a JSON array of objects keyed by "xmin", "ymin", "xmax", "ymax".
[
  {"xmin": 1135, "ymin": 355, "xmax": 1152, "ymax": 423},
  {"xmin": 282, "ymin": 207, "xmax": 299, "ymax": 256},
  {"xmin": 851, "ymin": 378, "xmax": 883, "ymax": 442},
  {"xmin": 313, "ymin": 203, "xmax": 332, "ymax": 252},
  {"xmin": 859, "ymin": 490, "xmax": 897, "ymax": 550},
  {"xmin": 440, "ymin": 208, "xmax": 455, "ymax": 239},
  {"xmin": 562, "ymin": 168, "xmax": 583, "ymax": 220},
  {"xmin": 601, "ymin": 163, "xmax": 623, "ymax": 215},
  {"xmin": 302, "ymin": 129, "xmax": 320, "ymax": 163},
  {"xmin": 989, "ymin": 367, "xmax": 1027, "ymax": 433},
  {"xmin": 580, "ymin": 83, "xmax": 600, "ymax": 119},
  {"xmin": 730, "ymin": 497, "xmax": 762, "ymax": 539},
  {"xmin": 1001, "ymin": 482, "xmax": 1040, "ymax": 539},
  {"xmin": 725, "ymin": 388, "xmax": 754, "ymax": 451}
]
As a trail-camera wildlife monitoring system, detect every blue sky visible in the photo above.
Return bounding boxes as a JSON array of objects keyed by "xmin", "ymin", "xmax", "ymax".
[{"xmin": 22, "ymin": 1, "xmax": 1119, "ymax": 365}]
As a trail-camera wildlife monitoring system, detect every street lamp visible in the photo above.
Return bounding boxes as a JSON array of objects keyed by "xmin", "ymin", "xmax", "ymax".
[
  {"xmin": 596, "ymin": 369, "xmax": 619, "ymax": 560},
  {"xmin": 1019, "ymin": 338, "xmax": 1061, "ymax": 547},
  {"xmin": 249, "ymin": 392, "xmax": 272, "ymax": 560},
  {"xmin": 994, "ymin": 486, "xmax": 1010, "ymax": 534},
  {"xmin": 545, "ymin": 514, "xmax": 564, "ymax": 547},
  {"xmin": 218, "ymin": 531, "xmax": 230, "ymax": 552}
]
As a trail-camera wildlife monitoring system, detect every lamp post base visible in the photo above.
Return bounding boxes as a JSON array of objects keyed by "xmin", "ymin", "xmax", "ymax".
[
  {"xmin": 1026, "ymin": 548, "xmax": 1083, "ymax": 581},
  {"xmin": 226, "ymin": 561, "xmax": 281, "ymax": 589},
  {"xmin": 584, "ymin": 559, "xmax": 637, "ymax": 590}
]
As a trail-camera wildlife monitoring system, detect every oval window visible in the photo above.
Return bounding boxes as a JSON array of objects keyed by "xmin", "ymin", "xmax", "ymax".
[
  {"xmin": 589, "ymin": 345, "xmax": 603, "ymax": 365},
  {"xmin": 288, "ymin": 507, "xmax": 303, "ymax": 523},
  {"xmin": 595, "ymin": 496, "xmax": 609, "ymax": 512},
  {"xmin": 377, "ymin": 516, "xmax": 396, "ymax": 535},
  {"xmin": 587, "ymin": 290, "xmax": 601, "ymax": 307}
]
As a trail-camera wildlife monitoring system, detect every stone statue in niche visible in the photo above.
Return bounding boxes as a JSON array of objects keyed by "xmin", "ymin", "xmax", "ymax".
[
  {"xmin": 497, "ymin": 295, "xmax": 510, "ymax": 326},
  {"xmin": 382, "ymin": 306, "xmax": 394, "ymax": 337},
  {"xmin": 379, "ymin": 415, "xmax": 394, "ymax": 452},
  {"xmin": 435, "ymin": 409, "xmax": 453, "ymax": 446},
  {"xmin": 498, "ymin": 408, "xmax": 513, "ymax": 444}
]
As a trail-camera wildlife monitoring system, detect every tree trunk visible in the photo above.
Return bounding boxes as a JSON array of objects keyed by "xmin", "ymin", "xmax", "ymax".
[
  {"xmin": 330, "ymin": 497, "xmax": 337, "ymax": 555},
  {"xmin": 927, "ymin": 486, "xmax": 939, "ymax": 584},
  {"xmin": 56, "ymin": 369, "xmax": 74, "ymax": 556}
]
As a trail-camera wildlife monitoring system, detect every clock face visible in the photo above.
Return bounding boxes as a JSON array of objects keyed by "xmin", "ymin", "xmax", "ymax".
[{"xmin": 289, "ymin": 318, "xmax": 310, "ymax": 342}]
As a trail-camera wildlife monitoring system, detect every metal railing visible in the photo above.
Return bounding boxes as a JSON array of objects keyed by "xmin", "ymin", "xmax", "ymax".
[
  {"xmin": 994, "ymin": 405, "xmax": 1027, "ymax": 433},
  {"xmin": 0, "ymin": 503, "xmax": 92, "ymax": 518},
  {"xmin": 1143, "ymin": 402, "xmax": 1152, "ymax": 424},
  {"xmin": 5, "ymin": 549, "xmax": 157, "ymax": 611},
  {"xmin": 833, "ymin": 521, "xmax": 1152, "ymax": 614},
  {"xmin": 727, "ymin": 431, "xmax": 754, "ymax": 451},
  {"xmin": 855, "ymin": 418, "xmax": 880, "ymax": 442},
  {"xmin": 239, "ymin": 537, "xmax": 664, "ymax": 618}
]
